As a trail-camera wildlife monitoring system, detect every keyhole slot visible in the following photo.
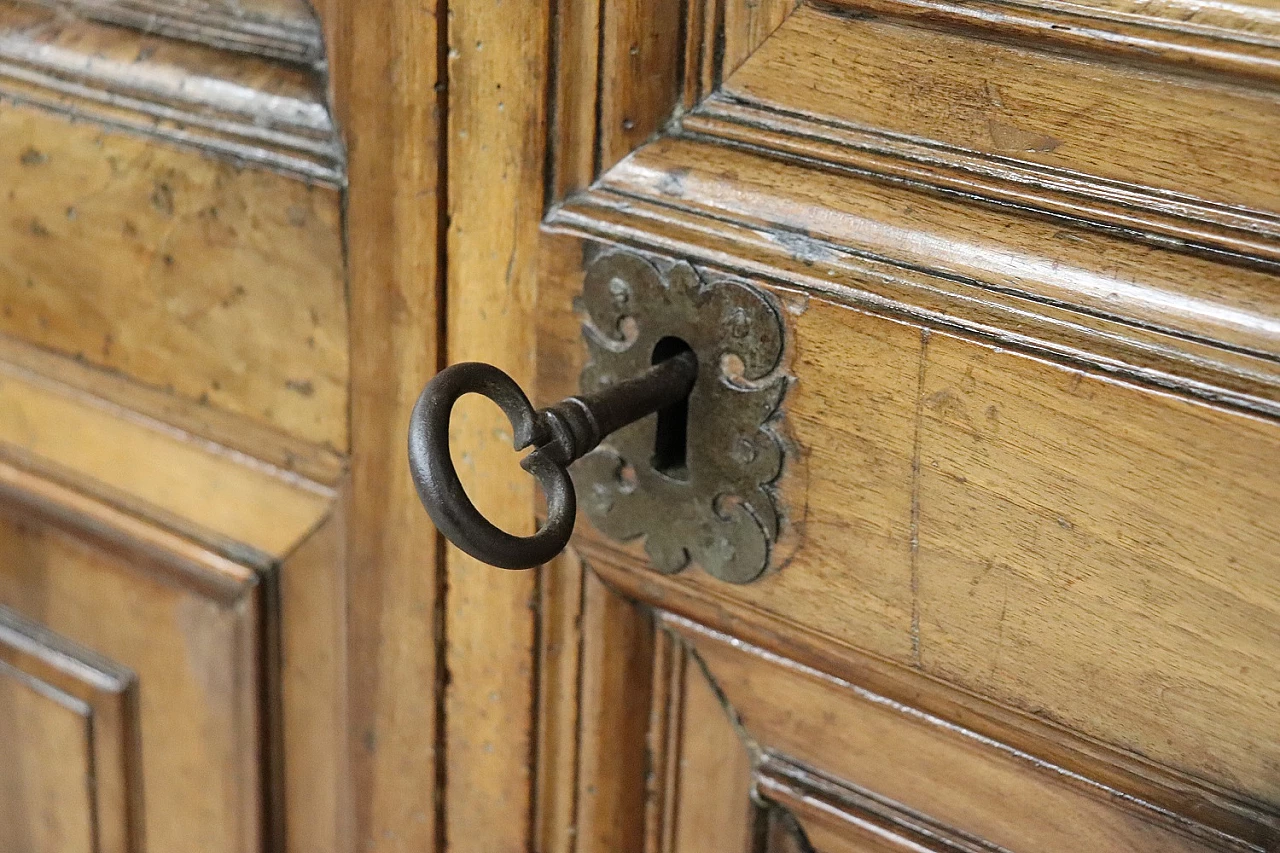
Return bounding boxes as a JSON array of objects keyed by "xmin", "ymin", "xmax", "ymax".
[{"xmin": 651, "ymin": 336, "xmax": 694, "ymax": 482}]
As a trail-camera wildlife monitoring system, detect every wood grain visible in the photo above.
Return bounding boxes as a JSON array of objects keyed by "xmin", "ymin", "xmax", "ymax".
[
  {"xmin": 318, "ymin": 0, "xmax": 444, "ymax": 848},
  {"xmin": 24, "ymin": 0, "xmax": 326, "ymax": 64},
  {"xmin": 664, "ymin": 633, "xmax": 757, "ymax": 853},
  {"xmin": 819, "ymin": 0, "xmax": 1280, "ymax": 84},
  {"xmin": 0, "ymin": 103, "xmax": 348, "ymax": 449},
  {"xmin": 442, "ymin": 0, "xmax": 553, "ymax": 850},
  {"xmin": 721, "ymin": 0, "xmax": 798, "ymax": 78},
  {"xmin": 0, "ymin": 662, "xmax": 96, "ymax": 853},
  {"xmin": 587, "ymin": 138, "xmax": 1280, "ymax": 409},
  {"xmin": 535, "ymin": 234, "xmax": 1280, "ymax": 816},
  {"xmin": 574, "ymin": 570, "xmax": 655, "ymax": 853},
  {"xmin": 597, "ymin": 0, "xmax": 684, "ymax": 175},
  {"xmin": 532, "ymin": 2, "xmax": 1280, "ymax": 852},
  {"xmin": 0, "ymin": 608, "xmax": 136, "ymax": 853},
  {"xmin": 0, "ymin": 464, "xmax": 264, "ymax": 853},
  {"xmin": 757, "ymin": 761, "xmax": 981, "ymax": 853},
  {"xmin": 0, "ymin": 333, "xmax": 344, "ymax": 488},
  {"xmin": 0, "ymin": 354, "xmax": 332, "ymax": 557},
  {"xmin": 724, "ymin": 6, "xmax": 1280, "ymax": 220},
  {"xmin": 278, "ymin": 509, "xmax": 350, "ymax": 853},
  {"xmin": 674, "ymin": 615, "xmax": 1254, "ymax": 852},
  {"xmin": 535, "ymin": 552, "xmax": 585, "ymax": 853},
  {"xmin": 0, "ymin": 1, "xmax": 340, "ymax": 181},
  {"xmin": 915, "ymin": 330, "xmax": 1280, "ymax": 800},
  {"xmin": 549, "ymin": 0, "xmax": 601, "ymax": 199}
]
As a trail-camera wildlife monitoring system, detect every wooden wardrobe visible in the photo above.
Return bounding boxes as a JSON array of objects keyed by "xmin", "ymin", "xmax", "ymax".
[{"xmin": 0, "ymin": 0, "xmax": 1276, "ymax": 851}]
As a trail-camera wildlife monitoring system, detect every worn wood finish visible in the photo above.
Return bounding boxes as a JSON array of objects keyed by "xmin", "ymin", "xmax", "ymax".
[
  {"xmin": 0, "ymin": 0, "xmax": 354, "ymax": 844},
  {"xmin": 0, "ymin": 2, "xmax": 340, "ymax": 181},
  {"xmin": 537, "ymin": 233, "xmax": 1280, "ymax": 812},
  {"xmin": 574, "ymin": 570, "xmax": 655, "ymax": 853},
  {"xmin": 720, "ymin": 6, "xmax": 1280, "ymax": 244},
  {"xmin": 593, "ymin": 139, "xmax": 1280, "ymax": 375},
  {"xmin": 670, "ymin": 615, "xmax": 1258, "ymax": 852},
  {"xmin": 0, "ymin": 607, "xmax": 136, "ymax": 853},
  {"xmin": 0, "ymin": 332, "xmax": 344, "ymax": 486},
  {"xmin": 278, "ymin": 508, "xmax": 350, "ymax": 853},
  {"xmin": 0, "ymin": 102, "xmax": 348, "ymax": 449},
  {"xmin": 528, "ymin": 0, "xmax": 1280, "ymax": 836},
  {"xmin": 534, "ymin": 552, "xmax": 585, "ymax": 853},
  {"xmin": 23, "ymin": 0, "xmax": 326, "ymax": 64},
  {"xmin": 439, "ymin": 0, "xmax": 552, "ymax": 850},
  {"xmin": 0, "ymin": 352, "xmax": 333, "ymax": 556},
  {"xmin": 317, "ymin": 0, "xmax": 443, "ymax": 849},
  {"xmin": 0, "ymin": 464, "xmax": 264, "ymax": 853}
]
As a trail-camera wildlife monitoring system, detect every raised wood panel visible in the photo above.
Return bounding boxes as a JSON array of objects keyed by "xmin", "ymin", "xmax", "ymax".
[
  {"xmin": 0, "ymin": 466, "xmax": 264, "ymax": 853},
  {"xmin": 0, "ymin": 665, "xmax": 96, "ymax": 853},
  {"xmin": 536, "ymin": 233, "xmax": 1280, "ymax": 821},
  {"xmin": 0, "ymin": 354, "xmax": 332, "ymax": 556},
  {"xmin": 915, "ymin": 331, "xmax": 1280, "ymax": 799},
  {"xmin": 652, "ymin": 625, "xmax": 757, "ymax": 853},
  {"xmin": 0, "ymin": 103, "xmax": 348, "ymax": 449},
  {"xmin": 0, "ymin": 608, "xmax": 136, "ymax": 853},
  {"xmin": 1050, "ymin": 0, "xmax": 1280, "ymax": 39},
  {"xmin": 597, "ymin": 139, "xmax": 1280, "ymax": 372},
  {"xmin": 670, "ymin": 614, "xmax": 1257, "ymax": 852},
  {"xmin": 758, "ymin": 764, "xmax": 983, "ymax": 853},
  {"xmin": 574, "ymin": 570, "xmax": 655, "ymax": 853},
  {"xmin": 724, "ymin": 6, "xmax": 1280, "ymax": 217}
]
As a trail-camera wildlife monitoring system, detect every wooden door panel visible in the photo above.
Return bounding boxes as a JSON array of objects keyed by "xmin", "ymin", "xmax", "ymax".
[
  {"xmin": 0, "ymin": 608, "xmax": 135, "ymax": 853},
  {"xmin": 0, "ymin": 0, "xmax": 348, "ymax": 449},
  {"xmin": 0, "ymin": 468, "xmax": 262, "ymax": 853},
  {"xmin": 537, "ymin": 231, "xmax": 1280, "ymax": 808},
  {"xmin": 723, "ymin": 5, "xmax": 1280, "ymax": 218},
  {"xmin": 531, "ymin": 0, "xmax": 1280, "ymax": 850},
  {"xmin": 0, "ymin": 1, "xmax": 351, "ymax": 849}
]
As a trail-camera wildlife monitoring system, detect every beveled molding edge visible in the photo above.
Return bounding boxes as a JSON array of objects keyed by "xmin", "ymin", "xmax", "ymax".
[
  {"xmin": 685, "ymin": 95, "xmax": 1280, "ymax": 269},
  {"xmin": 17, "ymin": 0, "xmax": 325, "ymax": 65},
  {"xmin": 0, "ymin": 2, "xmax": 342, "ymax": 185},
  {"xmin": 635, "ymin": 584, "xmax": 1280, "ymax": 851},
  {"xmin": 813, "ymin": 0, "xmax": 1280, "ymax": 86},
  {"xmin": 548, "ymin": 186, "xmax": 1280, "ymax": 421}
]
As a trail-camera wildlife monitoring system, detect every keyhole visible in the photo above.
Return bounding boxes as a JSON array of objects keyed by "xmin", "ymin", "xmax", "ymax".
[{"xmin": 651, "ymin": 336, "xmax": 694, "ymax": 482}]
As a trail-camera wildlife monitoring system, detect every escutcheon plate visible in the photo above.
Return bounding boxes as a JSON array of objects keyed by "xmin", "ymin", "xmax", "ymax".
[{"xmin": 571, "ymin": 248, "xmax": 788, "ymax": 584}]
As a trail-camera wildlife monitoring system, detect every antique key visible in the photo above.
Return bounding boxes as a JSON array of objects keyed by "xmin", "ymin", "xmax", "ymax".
[{"xmin": 408, "ymin": 350, "xmax": 698, "ymax": 570}]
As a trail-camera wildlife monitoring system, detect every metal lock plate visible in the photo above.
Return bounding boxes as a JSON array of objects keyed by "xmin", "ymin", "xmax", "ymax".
[{"xmin": 572, "ymin": 248, "xmax": 789, "ymax": 584}]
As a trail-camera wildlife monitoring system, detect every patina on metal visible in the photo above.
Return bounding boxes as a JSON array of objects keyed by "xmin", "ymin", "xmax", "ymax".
[
  {"xmin": 408, "ymin": 349, "xmax": 698, "ymax": 570},
  {"xmin": 572, "ymin": 249, "xmax": 787, "ymax": 584},
  {"xmin": 406, "ymin": 247, "xmax": 788, "ymax": 582}
]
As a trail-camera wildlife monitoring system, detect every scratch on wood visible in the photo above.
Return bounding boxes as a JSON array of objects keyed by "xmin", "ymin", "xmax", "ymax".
[{"xmin": 908, "ymin": 327, "xmax": 929, "ymax": 668}]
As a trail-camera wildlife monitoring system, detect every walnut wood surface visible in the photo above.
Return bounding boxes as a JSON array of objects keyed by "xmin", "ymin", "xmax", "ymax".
[
  {"xmin": 0, "ymin": 608, "xmax": 135, "ymax": 853},
  {"xmin": 21, "ymin": 0, "xmax": 325, "ymax": 64},
  {"xmin": 315, "ymin": 0, "xmax": 445, "ymax": 849},
  {"xmin": 0, "ymin": 0, "xmax": 351, "ymax": 847},
  {"xmin": 527, "ymin": 1, "xmax": 1280, "ymax": 849},
  {"xmin": 0, "ymin": 101, "xmax": 348, "ymax": 450},
  {"xmin": 0, "ymin": 2, "xmax": 340, "ymax": 181},
  {"xmin": 3, "ymin": 0, "xmax": 1278, "ymax": 848},
  {"xmin": 0, "ymin": 466, "xmax": 263, "ymax": 853}
]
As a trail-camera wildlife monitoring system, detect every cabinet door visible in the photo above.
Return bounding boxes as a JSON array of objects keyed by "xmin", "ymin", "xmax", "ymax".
[
  {"xmin": 0, "ymin": 2, "xmax": 349, "ymax": 850},
  {"xmin": 516, "ymin": 1, "xmax": 1280, "ymax": 851}
]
